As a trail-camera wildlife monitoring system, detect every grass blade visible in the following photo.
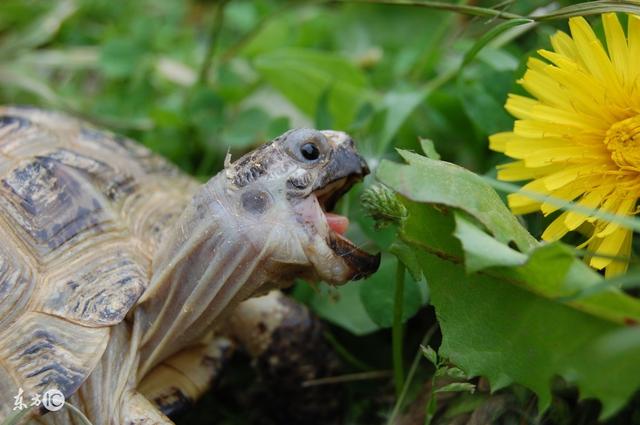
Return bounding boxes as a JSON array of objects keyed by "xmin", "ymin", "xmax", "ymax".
[
  {"xmin": 392, "ymin": 261, "xmax": 406, "ymax": 398},
  {"xmin": 460, "ymin": 18, "xmax": 532, "ymax": 69},
  {"xmin": 338, "ymin": 0, "xmax": 640, "ymax": 22},
  {"xmin": 535, "ymin": 1, "xmax": 640, "ymax": 21},
  {"xmin": 0, "ymin": 0, "xmax": 77, "ymax": 56},
  {"xmin": 481, "ymin": 176, "xmax": 640, "ymax": 233},
  {"xmin": 559, "ymin": 270, "xmax": 640, "ymax": 302}
]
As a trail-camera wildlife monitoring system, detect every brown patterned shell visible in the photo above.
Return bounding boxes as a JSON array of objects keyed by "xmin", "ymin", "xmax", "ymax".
[{"xmin": 0, "ymin": 106, "xmax": 198, "ymax": 417}]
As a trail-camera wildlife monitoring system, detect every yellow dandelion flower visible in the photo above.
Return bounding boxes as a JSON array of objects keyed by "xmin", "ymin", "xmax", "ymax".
[{"xmin": 490, "ymin": 13, "xmax": 640, "ymax": 277}]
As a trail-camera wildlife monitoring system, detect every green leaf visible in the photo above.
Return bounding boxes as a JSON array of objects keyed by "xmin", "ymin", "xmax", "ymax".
[
  {"xmin": 253, "ymin": 48, "xmax": 371, "ymax": 128},
  {"xmin": 266, "ymin": 116, "xmax": 290, "ymax": 140},
  {"xmin": 0, "ymin": 0, "xmax": 77, "ymax": 56},
  {"xmin": 99, "ymin": 38, "xmax": 144, "ymax": 78},
  {"xmin": 453, "ymin": 213, "xmax": 527, "ymax": 273},
  {"xmin": 446, "ymin": 367, "xmax": 468, "ymax": 380},
  {"xmin": 222, "ymin": 107, "xmax": 271, "ymax": 149},
  {"xmin": 381, "ymin": 155, "xmax": 640, "ymax": 325},
  {"xmin": 383, "ymin": 152, "xmax": 537, "ymax": 252},
  {"xmin": 560, "ymin": 270, "xmax": 640, "ymax": 302},
  {"xmin": 315, "ymin": 85, "xmax": 333, "ymax": 129},
  {"xmin": 476, "ymin": 48, "xmax": 519, "ymax": 72},
  {"xmin": 421, "ymin": 345, "xmax": 438, "ymax": 365},
  {"xmin": 460, "ymin": 19, "xmax": 532, "ymax": 69},
  {"xmin": 425, "ymin": 251, "xmax": 640, "ymax": 416},
  {"xmin": 435, "ymin": 382, "xmax": 476, "ymax": 394},
  {"xmin": 534, "ymin": 1, "xmax": 640, "ymax": 21},
  {"xmin": 484, "ymin": 176, "xmax": 640, "ymax": 234},
  {"xmin": 359, "ymin": 256, "xmax": 424, "ymax": 328},
  {"xmin": 389, "ymin": 240, "xmax": 424, "ymax": 283},
  {"xmin": 376, "ymin": 89, "xmax": 428, "ymax": 154},
  {"xmin": 457, "ymin": 63, "xmax": 514, "ymax": 136},
  {"xmin": 376, "ymin": 153, "xmax": 640, "ymax": 417},
  {"xmin": 293, "ymin": 281, "xmax": 379, "ymax": 336},
  {"xmin": 419, "ymin": 138, "xmax": 440, "ymax": 160}
]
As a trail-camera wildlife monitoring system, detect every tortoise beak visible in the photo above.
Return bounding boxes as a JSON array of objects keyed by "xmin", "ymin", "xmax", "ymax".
[
  {"xmin": 328, "ymin": 233, "xmax": 381, "ymax": 280},
  {"xmin": 313, "ymin": 133, "xmax": 381, "ymax": 281},
  {"xmin": 312, "ymin": 136, "xmax": 370, "ymax": 211}
]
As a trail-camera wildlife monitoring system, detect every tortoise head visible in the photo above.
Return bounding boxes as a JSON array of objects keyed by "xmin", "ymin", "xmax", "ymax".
[
  {"xmin": 138, "ymin": 128, "xmax": 381, "ymax": 371},
  {"xmin": 224, "ymin": 128, "xmax": 380, "ymax": 285}
]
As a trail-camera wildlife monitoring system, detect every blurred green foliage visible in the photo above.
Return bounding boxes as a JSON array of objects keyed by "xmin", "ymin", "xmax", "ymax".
[{"xmin": 3, "ymin": 1, "xmax": 640, "ymax": 424}]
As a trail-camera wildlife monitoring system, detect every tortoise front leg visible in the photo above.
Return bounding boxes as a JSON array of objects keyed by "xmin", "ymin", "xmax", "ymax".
[
  {"xmin": 137, "ymin": 336, "xmax": 234, "ymax": 417},
  {"xmin": 120, "ymin": 391, "xmax": 174, "ymax": 425},
  {"xmin": 138, "ymin": 290, "xmax": 343, "ymax": 422}
]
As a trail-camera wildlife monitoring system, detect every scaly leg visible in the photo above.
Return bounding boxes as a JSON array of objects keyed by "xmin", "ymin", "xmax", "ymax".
[
  {"xmin": 137, "ymin": 336, "xmax": 234, "ymax": 417},
  {"xmin": 120, "ymin": 391, "xmax": 174, "ymax": 425},
  {"xmin": 139, "ymin": 290, "xmax": 343, "ymax": 423}
]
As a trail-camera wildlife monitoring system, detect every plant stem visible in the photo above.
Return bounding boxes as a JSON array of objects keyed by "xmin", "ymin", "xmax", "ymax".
[
  {"xmin": 303, "ymin": 370, "xmax": 392, "ymax": 387},
  {"xmin": 392, "ymin": 260, "xmax": 406, "ymax": 398},
  {"xmin": 425, "ymin": 371, "xmax": 438, "ymax": 425},
  {"xmin": 1, "ymin": 407, "xmax": 31, "ymax": 425},
  {"xmin": 323, "ymin": 330, "xmax": 373, "ymax": 371},
  {"xmin": 197, "ymin": 0, "xmax": 229, "ymax": 86},
  {"xmin": 334, "ymin": 0, "xmax": 640, "ymax": 22},
  {"xmin": 66, "ymin": 402, "xmax": 95, "ymax": 425},
  {"xmin": 387, "ymin": 324, "xmax": 438, "ymax": 425},
  {"xmin": 332, "ymin": 0, "xmax": 524, "ymax": 20}
]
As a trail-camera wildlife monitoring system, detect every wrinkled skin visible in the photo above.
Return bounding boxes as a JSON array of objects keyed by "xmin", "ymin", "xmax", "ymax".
[
  {"xmin": 137, "ymin": 129, "xmax": 380, "ymax": 377},
  {"xmin": 134, "ymin": 129, "xmax": 379, "ymax": 423},
  {"xmin": 225, "ymin": 128, "xmax": 380, "ymax": 283}
]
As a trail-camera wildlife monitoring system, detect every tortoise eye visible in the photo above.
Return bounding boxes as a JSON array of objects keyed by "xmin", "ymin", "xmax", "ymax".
[
  {"xmin": 300, "ymin": 143, "xmax": 320, "ymax": 161},
  {"xmin": 281, "ymin": 129, "xmax": 328, "ymax": 164}
]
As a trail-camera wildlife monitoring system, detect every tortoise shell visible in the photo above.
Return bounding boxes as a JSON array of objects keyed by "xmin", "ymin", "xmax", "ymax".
[{"xmin": 0, "ymin": 106, "xmax": 198, "ymax": 417}]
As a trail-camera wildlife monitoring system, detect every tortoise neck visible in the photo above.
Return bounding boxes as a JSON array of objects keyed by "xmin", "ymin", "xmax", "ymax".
[{"xmin": 135, "ymin": 174, "xmax": 271, "ymax": 378}]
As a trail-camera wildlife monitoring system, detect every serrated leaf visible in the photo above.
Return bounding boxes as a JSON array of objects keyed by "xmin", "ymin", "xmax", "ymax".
[
  {"xmin": 435, "ymin": 382, "xmax": 476, "ymax": 394},
  {"xmin": 384, "ymin": 152, "xmax": 537, "ymax": 252},
  {"xmin": 434, "ymin": 367, "xmax": 449, "ymax": 377},
  {"xmin": 376, "ymin": 154, "xmax": 640, "ymax": 417},
  {"xmin": 379, "ymin": 156, "xmax": 640, "ymax": 325},
  {"xmin": 421, "ymin": 345, "xmax": 438, "ymax": 365},
  {"xmin": 425, "ymin": 250, "xmax": 640, "ymax": 417},
  {"xmin": 453, "ymin": 212, "xmax": 527, "ymax": 273},
  {"xmin": 446, "ymin": 367, "xmax": 468, "ymax": 380},
  {"xmin": 389, "ymin": 240, "xmax": 424, "ymax": 283}
]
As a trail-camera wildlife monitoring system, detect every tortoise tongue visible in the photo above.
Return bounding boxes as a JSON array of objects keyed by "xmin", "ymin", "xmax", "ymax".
[{"xmin": 325, "ymin": 212, "xmax": 349, "ymax": 235}]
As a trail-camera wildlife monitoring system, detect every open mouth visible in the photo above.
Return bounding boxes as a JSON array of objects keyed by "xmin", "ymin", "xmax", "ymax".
[{"xmin": 313, "ymin": 176, "xmax": 381, "ymax": 280}]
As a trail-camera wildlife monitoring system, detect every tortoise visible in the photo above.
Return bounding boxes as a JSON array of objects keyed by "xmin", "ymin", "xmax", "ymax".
[{"xmin": 0, "ymin": 106, "xmax": 380, "ymax": 424}]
